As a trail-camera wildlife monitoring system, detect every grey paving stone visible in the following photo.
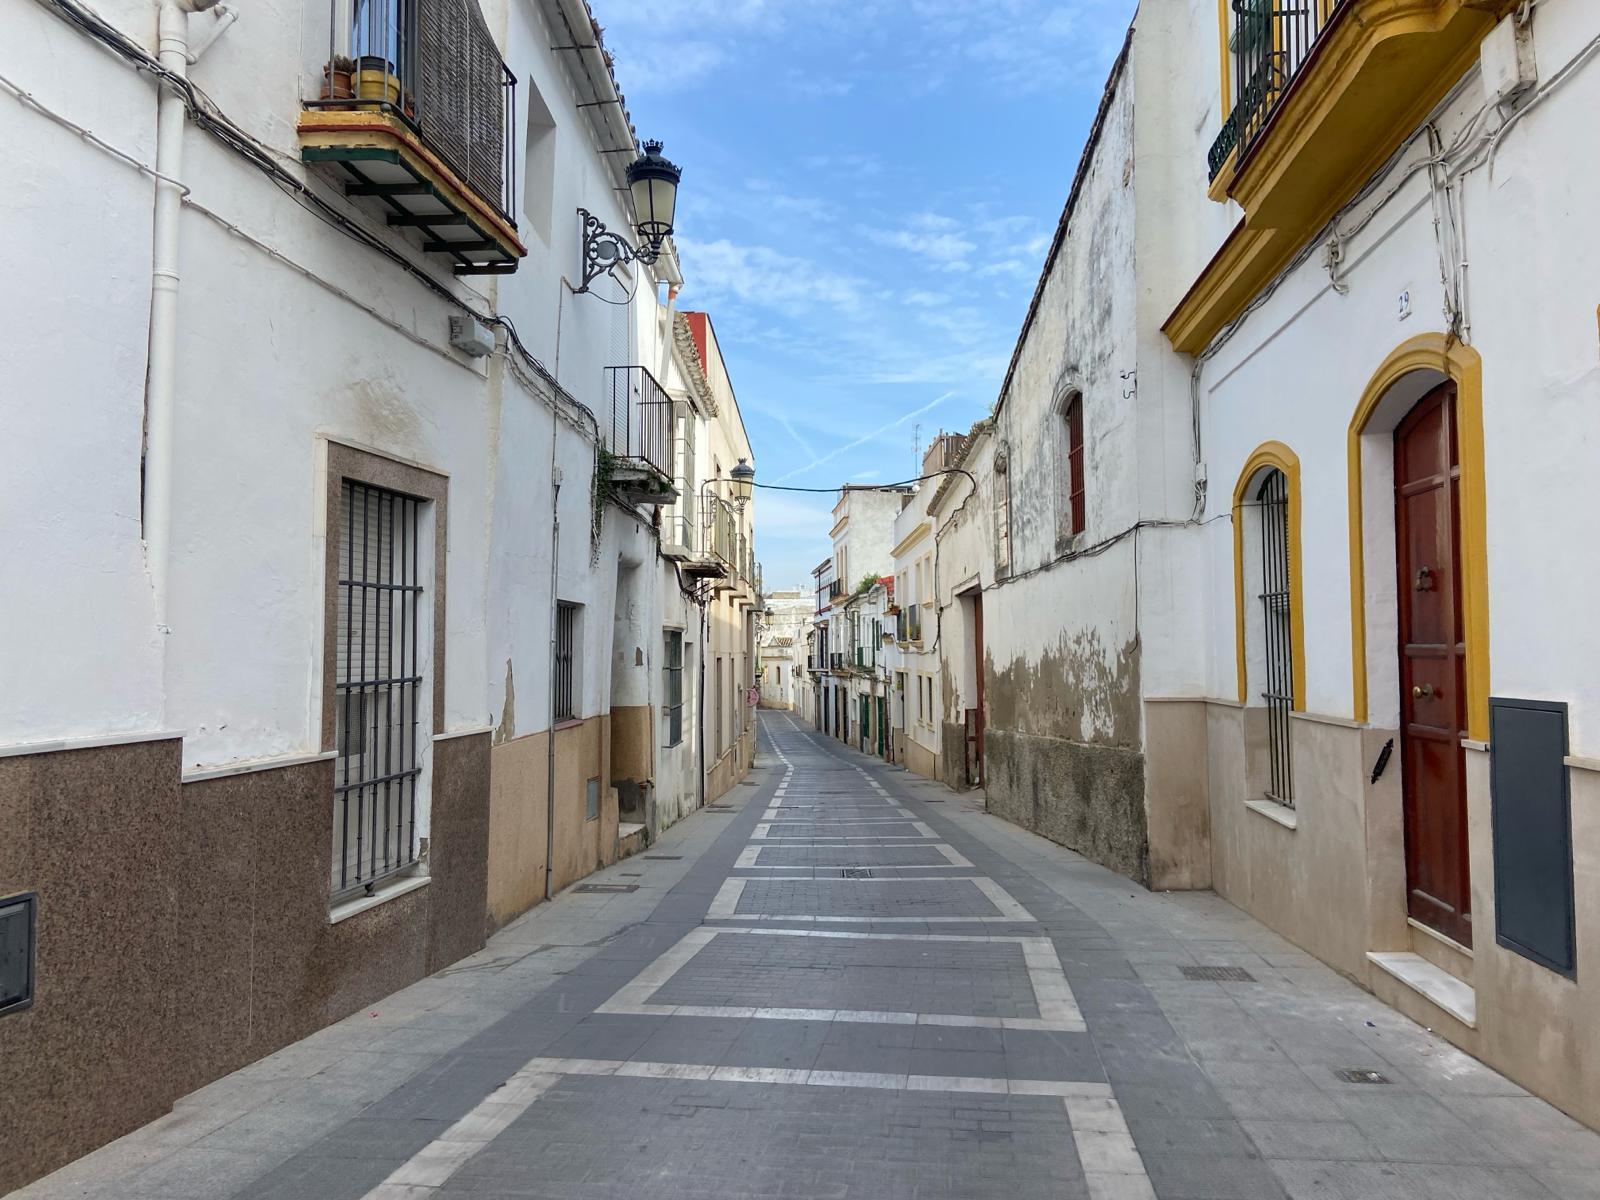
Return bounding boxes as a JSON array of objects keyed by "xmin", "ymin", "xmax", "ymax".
[{"xmin": 1238, "ymin": 1118, "xmax": 1380, "ymax": 1161}]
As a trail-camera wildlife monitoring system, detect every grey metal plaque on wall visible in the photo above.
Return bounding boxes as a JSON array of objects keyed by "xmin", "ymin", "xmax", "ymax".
[
  {"xmin": 0, "ymin": 892, "xmax": 36, "ymax": 1016},
  {"xmin": 1489, "ymin": 698, "xmax": 1576, "ymax": 977}
]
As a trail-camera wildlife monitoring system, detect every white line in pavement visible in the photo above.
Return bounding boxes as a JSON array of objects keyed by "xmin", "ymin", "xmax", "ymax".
[
  {"xmin": 595, "ymin": 926, "xmax": 1082, "ymax": 1031},
  {"xmin": 706, "ymin": 876, "xmax": 1036, "ymax": 922},
  {"xmin": 752, "ymin": 821, "xmax": 930, "ymax": 837},
  {"xmin": 519, "ymin": 1056, "xmax": 1113, "ymax": 1098},
  {"xmin": 735, "ymin": 843, "xmax": 973, "ymax": 869},
  {"xmin": 359, "ymin": 1062, "xmax": 561, "ymax": 1198}
]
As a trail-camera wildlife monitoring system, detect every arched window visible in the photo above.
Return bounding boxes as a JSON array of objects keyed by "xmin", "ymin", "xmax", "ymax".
[
  {"xmin": 1061, "ymin": 392, "xmax": 1086, "ymax": 537},
  {"xmin": 1233, "ymin": 442, "xmax": 1304, "ymax": 810},
  {"xmin": 1255, "ymin": 468, "xmax": 1294, "ymax": 804}
]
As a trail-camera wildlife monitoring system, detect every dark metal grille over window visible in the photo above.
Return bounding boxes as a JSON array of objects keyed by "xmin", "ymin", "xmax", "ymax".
[
  {"xmin": 664, "ymin": 630, "xmax": 684, "ymax": 746},
  {"xmin": 1209, "ymin": 0, "xmax": 1348, "ymax": 180},
  {"xmin": 335, "ymin": 482, "xmax": 423, "ymax": 899},
  {"xmin": 554, "ymin": 602, "xmax": 578, "ymax": 720},
  {"xmin": 1257, "ymin": 468, "xmax": 1294, "ymax": 806}
]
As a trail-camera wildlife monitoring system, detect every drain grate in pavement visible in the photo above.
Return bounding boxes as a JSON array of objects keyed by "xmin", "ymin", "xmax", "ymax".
[
  {"xmin": 841, "ymin": 867, "xmax": 874, "ymax": 879},
  {"xmin": 643, "ymin": 855, "xmax": 683, "ymax": 860},
  {"xmin": 1179, "ymin": 965, "xmax": 1257, "ymax": 983},
  {"xmin": 573, "ymin": 884, "xmax": 639, "ymax": 894},
  {"xmin": 1334, "ymin": 1068, "xmax": 1392, "ymax": 1085}
]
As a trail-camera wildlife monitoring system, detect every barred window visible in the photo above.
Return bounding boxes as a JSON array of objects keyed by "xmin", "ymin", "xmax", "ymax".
[
  {"xmin": 333, "ymin": 481, "xmax": 423, "ymax": 900},
  {"xmin": 1255, "ymin": 469, "xmax": 1294, "ymax": 805},
  {"xmin": 554, "ymin": 601, "xmax": 579, "ymax": 721},
  {"xmin": 663, "ymin": 630, "xmax": 684, "ymax": 746}
]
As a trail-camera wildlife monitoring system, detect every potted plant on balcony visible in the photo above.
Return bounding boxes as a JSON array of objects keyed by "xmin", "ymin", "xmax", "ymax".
[
  {"xmin": 321, "ymin": 54, "xmax": 356, "ymax": 100},
  {"xmin": 356, "ymin": 55, "xmax": 402, "ymax": 110}
]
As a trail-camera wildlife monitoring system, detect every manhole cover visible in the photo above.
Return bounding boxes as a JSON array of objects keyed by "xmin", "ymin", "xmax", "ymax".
[
  {"xmin": 644, "ymin": 855, "xmax": 683, "ymax": 861},
  {"xmin": 1179, "ymin": 965, "xmax": 1256, "ymax": 983},
  {"xmin": 841, "ymin": 867, "xmax": 873, "ymax": 879},
  {"xmin": 573, "ymin": 884, "xmax": 639, "ymax": 894},
  {"xmin": 1334, "ymin": 1068, "xmax": 1392, "ymax": 1085}
]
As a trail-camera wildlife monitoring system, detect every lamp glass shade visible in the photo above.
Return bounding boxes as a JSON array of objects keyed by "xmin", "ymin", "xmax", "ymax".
[
  {"xmin": 729, "ymin": 458, "xmax": 755, "ymax": 503},
  {"xmin": 626, "ymin": 140, "xmax": 681, "ymax": 253}
]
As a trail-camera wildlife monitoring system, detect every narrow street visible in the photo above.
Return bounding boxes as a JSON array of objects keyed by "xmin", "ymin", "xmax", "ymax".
[{"xmin": 19, "ymin": 714, "xmax": 1600, "ymax": 1200}]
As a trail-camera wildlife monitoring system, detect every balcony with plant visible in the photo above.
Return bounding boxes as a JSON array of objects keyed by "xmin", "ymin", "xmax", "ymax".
[{"xmin": 299, "ymin": 0, "xmax": 524, "ymax": 275}]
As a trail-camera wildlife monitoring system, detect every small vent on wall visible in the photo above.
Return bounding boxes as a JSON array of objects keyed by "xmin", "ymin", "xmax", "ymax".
[{"xmin": 585, "ymin": 777, "xmax": 600, "ymax": 822}]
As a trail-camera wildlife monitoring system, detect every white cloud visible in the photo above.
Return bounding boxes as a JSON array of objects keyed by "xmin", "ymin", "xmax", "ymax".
[{"xmin": 677, "ymin": 237, "xmax": 868, "ymax": 314}]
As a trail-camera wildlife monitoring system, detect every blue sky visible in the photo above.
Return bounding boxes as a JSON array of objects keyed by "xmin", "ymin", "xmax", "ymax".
[{"xmin": 597, "ymin": 0, "xmax": 1139, "ymax": 589}]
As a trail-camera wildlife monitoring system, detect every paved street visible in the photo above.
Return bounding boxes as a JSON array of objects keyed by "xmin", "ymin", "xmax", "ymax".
[{"xmin": 18, "ymin": 714, "xmax": 1600, "ymax": 1200}]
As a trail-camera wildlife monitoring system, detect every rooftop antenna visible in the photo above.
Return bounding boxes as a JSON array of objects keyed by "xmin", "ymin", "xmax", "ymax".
[{"xmin": 912, "ymin": 423, "xmax": 922, "ymax": 475}]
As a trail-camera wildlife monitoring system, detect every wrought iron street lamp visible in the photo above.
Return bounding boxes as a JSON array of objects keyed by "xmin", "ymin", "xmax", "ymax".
[
  {"xmin": 729, "ymin": 458, "xmax": 755, "ymax": 508},
  {"xmin": 576, "ymin": 139, "xmax": 682, "ymax": 293},
  {"xmin": 626, "ymin": 140, "xmax": 681, "ymax": 262}
]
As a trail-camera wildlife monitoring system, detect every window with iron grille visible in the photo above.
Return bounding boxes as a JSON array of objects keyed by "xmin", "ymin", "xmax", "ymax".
[
  {"xmin": 1063, "ymin": 392, "xmax": 1086, "ymax": 538},
  {"xmin": 663, "ymin": 629, "xmax": 684, "ymax": 746},
  {"xmin": 1256, "ymin": 469, "xmax": 1294, "ymax": 805},
  {"xmin": 554, "ymin": 601, "xmax": 579, "ymax": 721},
  {"xmin": 334, "ymin": 481, "xmax": 424, "ymax": 900}
]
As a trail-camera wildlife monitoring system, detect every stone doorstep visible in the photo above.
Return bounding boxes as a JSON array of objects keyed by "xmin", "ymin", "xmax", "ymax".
[
  {"xmin": 616, "ymin": 822, "xmax": 648, "ymax": 860},
  {"xmin": 1367, "ymin": 951, "xmax": 1478, "ymax": 1029}
]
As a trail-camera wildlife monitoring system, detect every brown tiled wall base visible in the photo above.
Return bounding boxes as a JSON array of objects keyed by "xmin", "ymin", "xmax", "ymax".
[{"xmin": 0, "ymin": 732, "xmax": 490, "ymax": 1195}]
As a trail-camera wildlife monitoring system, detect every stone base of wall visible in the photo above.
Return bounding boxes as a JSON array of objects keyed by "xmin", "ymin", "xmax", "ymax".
[
  {"xmin": 0, "ymin": 732, "xmax": 490, "ymax": 1195},
  {"xmin": 982, "ymin": 728, "xmax": 1149, "ymax": 885},
  {"xmin": 939, "ymin": 721, "xmax": 969, "ymax": 791}
]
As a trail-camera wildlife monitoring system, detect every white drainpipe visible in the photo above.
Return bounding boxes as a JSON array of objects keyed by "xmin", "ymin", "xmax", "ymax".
[{"xmin": 145, "ymin": 0, "xmax": 224, "ymax": 638}]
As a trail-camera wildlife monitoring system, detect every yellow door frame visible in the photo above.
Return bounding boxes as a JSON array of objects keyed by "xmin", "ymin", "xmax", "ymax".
[{"xmin": 1347, "ymin": 334, "xmax": 1489, "ymax": 739}]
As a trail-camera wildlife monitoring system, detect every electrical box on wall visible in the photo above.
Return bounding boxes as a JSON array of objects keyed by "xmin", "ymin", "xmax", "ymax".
[
  {"xmin": 447, "ymin": 315, "xmax": 495, "ymax": 358},
  {"xmin": 1481, "ymin": 12, "xmax": 1537, "ymax": 111},
  {"xmin": 0, "ymin": 893, "xmax": 37, "ymax": 1017}
]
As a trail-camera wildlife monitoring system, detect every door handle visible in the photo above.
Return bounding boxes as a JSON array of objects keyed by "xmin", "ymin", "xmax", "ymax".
[{"xmin": 1412, "ymin": 684, "xmax": 1436, "ymax": 699}]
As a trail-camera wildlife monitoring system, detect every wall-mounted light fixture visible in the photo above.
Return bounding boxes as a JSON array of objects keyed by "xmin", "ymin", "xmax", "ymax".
[{"xmin": 576, "ymin": 139, "xmax": 682, "ymax": 293}]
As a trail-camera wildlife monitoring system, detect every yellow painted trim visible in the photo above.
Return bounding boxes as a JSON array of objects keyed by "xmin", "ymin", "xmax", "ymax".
[
  {"xmin": 1216, "ymin": 0, "xmax": 1232, "ymax": 124},
  {"xmin": 1167, "ymin": 0, "xmax": 1516, "ymax": 352},
  {"xmin": 1347, "ymin": 335, "xmax": 1489, "ymax": 740},
  {"xmin": 890, "ymin": 522, "xmax": 930, "ymax": 560},
  {"xmin": 829, "ymin": 514, "xmax": 850, "ymax": 538},
  {"xmin": 1232, "ymin": 441, "xmax": 1307, "ymax": 711}
]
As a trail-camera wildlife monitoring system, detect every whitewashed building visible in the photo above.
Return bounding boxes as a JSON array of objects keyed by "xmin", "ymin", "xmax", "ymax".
[
  {"xmin": 902, "ymin": 0, "xmax": 1600, "ymax": 1138},
  {"xmin": 0, "ymin": 0, "xmax": 761, "ymax": 1188},
  {"xmin": 758, "ymin": 588, "xmax": 812, "ymax": 710}
]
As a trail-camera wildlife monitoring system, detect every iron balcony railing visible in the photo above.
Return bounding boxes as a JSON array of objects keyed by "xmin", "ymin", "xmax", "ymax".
[
  {"xmin": 604, "ymin": 366, "xmax": 674, "ymax": 480},
  {"xmin": 1208, "ymin": 0, "xmax": 1348, "ymax": 180},
  {"xmin": 896, "ymin": 606, "xmax": 923, "ymax": 642},
  {"xmin": 308, "ymin": 0, "xmax": 519, "ymax": 222},
  {"xmin": 704, "ymin": 494, "xmax": 738, "ymax": 568},
  {"xmin": 828, "ymin": 579, "xmax": 845, "ymax": 601}
]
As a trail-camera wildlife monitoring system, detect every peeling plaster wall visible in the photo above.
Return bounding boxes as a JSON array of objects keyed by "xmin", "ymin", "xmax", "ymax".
[{"xmin": 977, "ymin": 65, "xmax": 1151, "ymax": 879}]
